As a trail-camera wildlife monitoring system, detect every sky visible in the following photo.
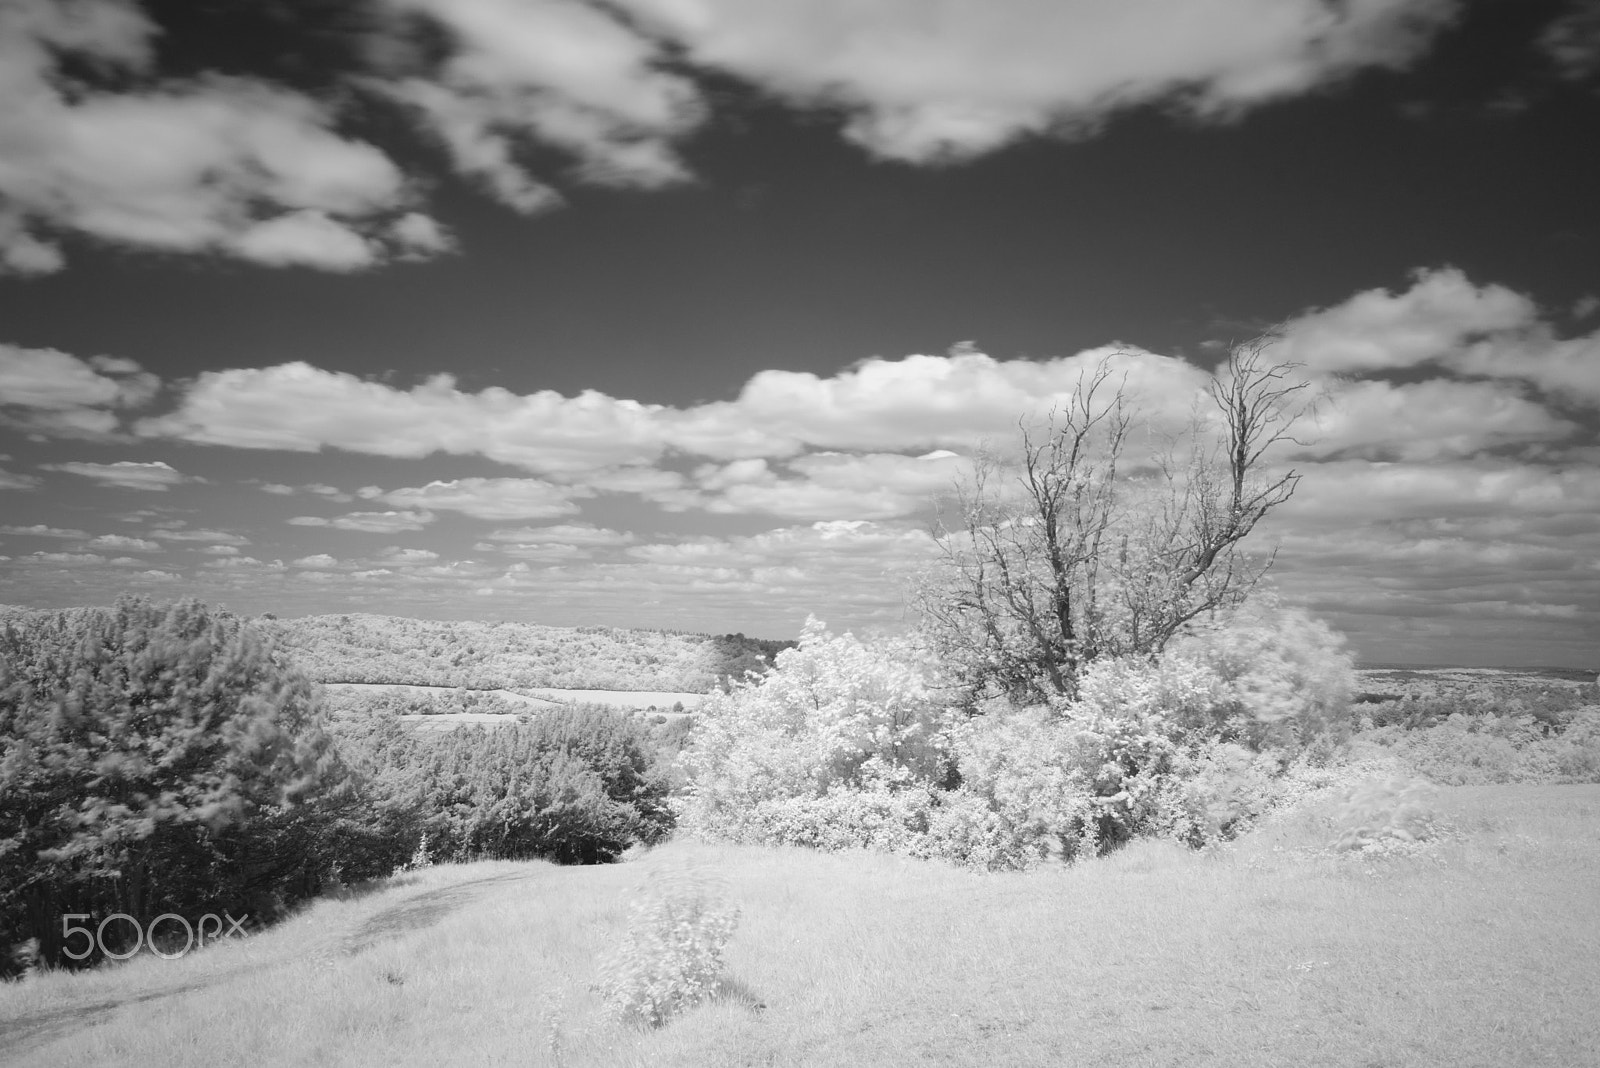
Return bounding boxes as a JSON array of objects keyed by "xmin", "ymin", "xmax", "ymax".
[{"xmin": 1, "ymin": 0, "xmax": 1598, "ymax": 668}]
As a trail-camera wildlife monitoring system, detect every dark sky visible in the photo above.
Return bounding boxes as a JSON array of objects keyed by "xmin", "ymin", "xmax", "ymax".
[{"xmin": 1, "ymin": 0, "xmax": 1597, "ymax": 667}]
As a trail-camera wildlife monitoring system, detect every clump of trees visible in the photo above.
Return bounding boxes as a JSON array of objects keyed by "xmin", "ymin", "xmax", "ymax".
[
  {"xmin": 1, "ymin": 599, "xmax": 353, "ymax": 969},
  {"xmin": 332, "ymin": 707, "xmax": 675, "ymax": 866},
  {"xmin": 676, "ymin": 341, "xmax": 1600, "ymax": 868},
  {"xmin": 677, "ymin": 339, "xmax": 1358, "ymax": 867},
  {"xmin": 1, "ymin": 599, "xmax": 680, "ymax": 973}
]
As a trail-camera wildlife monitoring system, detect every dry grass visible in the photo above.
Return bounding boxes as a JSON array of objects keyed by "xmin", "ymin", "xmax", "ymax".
[{"xmin": 3, "ymin": 785, "xmax": 1596, "ymax": 1067}]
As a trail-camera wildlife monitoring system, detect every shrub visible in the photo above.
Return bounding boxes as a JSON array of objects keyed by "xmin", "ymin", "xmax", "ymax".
[
  {"xmin": 595, "ymin": 866, "xmax": 741, "ymax": 1027},
  {"xmin": 1345, "ymin": 708, "xmax": 1600, "ymax": 787},
  {"xmin": 334, "ymin": 707, "xmax": 675, "ymax": 865},
  {"xmin": 1329, "ymin": 775, "xmax": 1446, "ymax": 854},
  {"xmin": 0, "ymin": 598, "xmax": 350, "ymax": 970},
  {"xmin": 676, "ymin": 619, "xmax": 944, "ymax": 842},
  {"xmin": 1167, "ymin": 598, "xmax": 1356, "ymax": 748}
]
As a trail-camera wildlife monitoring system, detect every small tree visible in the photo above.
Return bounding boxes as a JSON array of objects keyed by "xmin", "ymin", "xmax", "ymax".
[
  {"xmin": 1, "ymin": 598, "xmax": 348, "ymax": 969},
  {"xmin": 919, "ymin": 336, "xmax": 1312, "ymax": 707}
]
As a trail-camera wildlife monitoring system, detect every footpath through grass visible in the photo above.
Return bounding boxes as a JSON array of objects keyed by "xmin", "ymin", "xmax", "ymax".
[{"xmin": 3, "ymin": 784, "xmax": 1596, "ymax": 1067}]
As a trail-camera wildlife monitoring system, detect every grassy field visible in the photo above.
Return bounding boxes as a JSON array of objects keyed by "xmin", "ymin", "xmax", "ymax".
[{"xmin": 3, "ymin": 784, "xmax": 1596, "ymax": 1067}]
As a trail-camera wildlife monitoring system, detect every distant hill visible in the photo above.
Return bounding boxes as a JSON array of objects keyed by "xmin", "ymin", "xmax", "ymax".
[{"xmin": 255, "ymin": 612, "xmax": 793, "ymax": 691}]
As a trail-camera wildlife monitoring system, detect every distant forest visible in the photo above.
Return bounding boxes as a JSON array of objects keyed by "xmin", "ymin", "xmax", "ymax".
[{"xmin": 250, "ymin": 612, "xmax": 793, "ymax": 691}]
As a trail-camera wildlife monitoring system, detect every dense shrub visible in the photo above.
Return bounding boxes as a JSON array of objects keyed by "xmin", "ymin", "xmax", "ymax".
[
  {"xmin": 0, "ymin": 598, "xmax": 353, "ymax": 970},
  {"xmin": 1329, "ymin": 775, "xmax": 1448, "ymax": 854},
  {"xmin": 333, "ymin": 707, "xmax": 676, "ymax": 865},
  {"xmin": 676, "ymin": 603, "xmax": 1361, "ymax": 869},
  {"xmin": 675, "ymin": 619, "xmax": 944, "ymax": 844},
  {"xmin": 1347, "ymin": 708, "xmax": 1600, "ymax": 786}
]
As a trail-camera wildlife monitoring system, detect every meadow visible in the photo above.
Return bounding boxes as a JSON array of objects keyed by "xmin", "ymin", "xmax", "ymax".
[{"xmin": 3, "ymin": 781, "xmax": 1596, "ymax": 1067}]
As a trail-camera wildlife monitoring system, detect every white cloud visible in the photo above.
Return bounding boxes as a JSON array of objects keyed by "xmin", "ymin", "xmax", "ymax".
[
  {"xmin": 0, "ymin": 343, "xmax": 159, "ymax": 437},
  {"xmin": 87, "ymin": 534, "xmax": 161, "ymax": 551},
  {"xmin": 1306, "ymin": 378, "xmax": 1577, "ymax": 461},
  {"xmin": 1278, "ymin": 267, "xmax": 1600, "ymax": 406},
  {"xmin": 152, "ymin": 528, "xmax": 250, "ymax": 545},
  {"xmin": 140, "ymin": 346, "xmax": 1211, "ymax": 472},
  {"xmin": 1276, "ymin": 459, "xmax": 1600, "ymax": 524},
  {"xmin": 0, "ymin": 0, "xmax": 445, "ymax": 273},
  {"xmin": 31, "ymin": 551, "xmax": 106, "ymax": 564},
  {"xmin": 378, "ymin": 477, "xmax": 587, "ymax": 520},
  {"xmin": 374, "ymin": 546, "xmax": 441, "ymax": 565},
  {"xmin": 380, "ymin": 0, "xmax": 703, "ymax": 204},
  {"xmin": 1540, "ymin": 1, "xmax": 1600, "ymax": 81},
  {"xmin": 227, "ymin": 210, "xmax": 378, "ymax": 272},
  {"xmin": 259, "ymin": 481, "xmax": 355, "ymax": 503},
  {"xmin": 655, "ymin": 450, "xmax": 971, "ymax": 519},
  {"xmin": 665, "ymin": 346, "xmax": 1211, "ymax": 458},
  {"xmin": 615, "ymin": 0, "xmax": 1459, "ymax": 162},
  {"xmin": 45, "ymin": 460, "xmax": 193, "ymax": 490},
  {"xmin": 292, "ymin": 554, "xmax": 342, "ymax": 570},
  {"xmin": 482, "ymin": 523, "xmax": 637, "ymax": 547},
  {"xmin": 1, "ymin": 524, "xmax": 89, "ymax": 538},
  {"xmin": 477, "ymin": 541, "xmax": 592, "ymax": 563},
  {"xmin": 288, "ymin": 510, "xmax": 435, "ymax": 533},
  {"xmin": 138, "ymin": 362, "xmax": 666, "ymax": 472},
  {"xmin": 0, "ymin": 468, "xmax": 41, "ymax": 490}
]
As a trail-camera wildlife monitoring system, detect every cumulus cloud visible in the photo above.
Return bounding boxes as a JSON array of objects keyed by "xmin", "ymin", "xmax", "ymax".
[
  {"xmin": 87, "ymin": 534, "xmax": 161, "ymax": 551},
  {"xmin": 1276, "ymin": 459, "xmax": 1600, "ymax": 524},
  {"xmin": 378, "ymin": 0, "xmax": 703, "ymax": 205},
  {"xmin": 378, "ymin": 477, "xmax": 588, "ymax": 520},
  {"xmin": 482, "ymin": 523, "xmax": 637, "ymax": 546},
  {"xmin": 1278, "ymin": 267, "xmax": 1600, "ymax": 406},
  {"xmin": 138, "ymin": 362, "xmax": 666, "ymax": 472},
  {"xmin": 151, "ymin": 528, "xmax": 250, "ymax": 545},
  {"xmin": 1, "ymin": 524, "xmax": 89, "ymax": 538},
  {"xmin": 1540, "ymin": 1, "xmax": 1600, "ymax": 81},
  {"xmin": 140, "ymin": 346, "xmax": 1212, "ymax": 472},
  {"xmin": 288, "ymin": 510, "xmax": 435, "ymax": 533},
  {"xmin": 615, "ymin": 0, "xmax": 1459, "ymax": 162},
  {"xmin": 1306, "ymin": 378, "xmax": 1577, "ymax": 461},
  {"xmin": 373, "ymin": 546, "xmax": 441, "ymax": 565},
  {"xmin": 44, "ymin": 460, "xmax": 193, "ymax": 490},
  {"xmin": 292, "ymin": 554, "xmax": 342, "ymax": 570},
  {"xmin": 0, "ymin": 344, "xmax": 159, "ymax": 437},
  {"xmin": 0, "ymin": 0, "xmax": 447, "ymax": 273},
  {"xmin": 654, "ymin": 450, "xmax": 971, "ymax": 519},
  {"xmin": 31, "ymin": 551, "xmax": 106, "ymax": 565},
  {"xmin": 0, "ymin": 468, "xmax": 41, "ymax": 490}
]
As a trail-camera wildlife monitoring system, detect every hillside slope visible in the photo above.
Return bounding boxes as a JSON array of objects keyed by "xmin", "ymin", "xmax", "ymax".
[{"xmin": 255, "ymin": 613, "xmax": 791, "ymax": 691}]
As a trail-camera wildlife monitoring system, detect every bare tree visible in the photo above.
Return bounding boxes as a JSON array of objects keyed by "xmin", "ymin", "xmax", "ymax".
[{"xmin": 918, "ymin": 335, "xmax": 1312, "ymax": 708}]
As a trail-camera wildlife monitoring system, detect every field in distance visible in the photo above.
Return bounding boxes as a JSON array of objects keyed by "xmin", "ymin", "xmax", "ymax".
[
  {"xmin": 257, "ymin": 612, "xmax": 791, "ymax": 693},
  {"xmin": 4, "ymin": 783, "xmax": 1595, "ymax": 1067}
]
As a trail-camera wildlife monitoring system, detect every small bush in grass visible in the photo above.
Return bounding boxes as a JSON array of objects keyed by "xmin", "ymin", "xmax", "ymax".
[
  {"xmin": 595, "ymin": 867, "xmax": 741, "ymax": 1027},
  {"xmin": 1330, "ymin": 775, "xmax": 1447, "ymax": 854}
]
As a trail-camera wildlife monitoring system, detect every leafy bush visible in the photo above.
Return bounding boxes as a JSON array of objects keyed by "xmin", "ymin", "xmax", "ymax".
[
  {"xmin": 677, "ymin": 606, "xmax": 1368, "ymax": 869},
  {"xmin": 595, "ymin": 866, "xmax": 741, "ymax": 1026},
  {"xmin": 676, "ymin": 619, "xmax": 944, "ymax": 843},
  {"xmin": 1329, "ymin": 776, "xmax": 1447, "ymax": 854},
  {"xmin": 0, "ymin": 598, "xmax": 351, "ymax": 969},
  {"xmin": 1346, "ymin": 708, "xmax": 1600, "ymax": 786},
  {"xmin": 1166, "ymin": 598, "xmax": 1356, "ymax": 748},
  {"xmin": 333, "ymin": 707, "xmax": 676, "ymax": 865}
]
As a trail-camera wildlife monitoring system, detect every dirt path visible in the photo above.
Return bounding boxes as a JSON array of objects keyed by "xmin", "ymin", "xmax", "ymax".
[{"xmin": 0, "ymin": 868, "xmax": 546, "ymax": 1065}]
